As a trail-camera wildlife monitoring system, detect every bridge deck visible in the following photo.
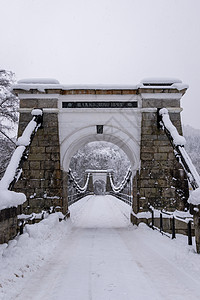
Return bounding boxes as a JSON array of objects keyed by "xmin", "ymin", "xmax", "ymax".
[{"xmin": 14, "ymin": 195, "xmax": 200, "ymax": 300}]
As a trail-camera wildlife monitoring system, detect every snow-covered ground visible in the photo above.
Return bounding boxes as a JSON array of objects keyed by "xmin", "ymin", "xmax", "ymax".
[{"xmin": 1, "ymin": 195, "xmax": 200, "ymax": 300}]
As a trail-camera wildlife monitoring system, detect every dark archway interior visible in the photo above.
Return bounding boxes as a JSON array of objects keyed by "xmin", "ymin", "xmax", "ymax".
[{"xmin": 93, "ymin": 179, "xmax": 106, "ymax": 195}]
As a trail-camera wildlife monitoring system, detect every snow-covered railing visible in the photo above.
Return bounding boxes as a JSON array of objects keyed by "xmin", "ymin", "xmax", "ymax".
[
  {"xmin": 109, "ymin": 167, "xmax": 132, "ymax": 205},
  {"xmin": 68, "ymin": 169, "xmax": 91, "ymax": 206},
  {"xmin": 146, "ymin": 206, "xmax": 194, "ymax": 245},
  {"xmin": 68, "ymin": 169, "xmax": 90, "ymax": 194},
  {"xmin": 158, "ymin": 108, "xmax": 200, "ymax": 190},
  {"xmin": 0, "ymin": 109, "xmax": 43, "ymax": 211},
  {"xmin": 109, "ymin": 167, "xmax": 132, "ymax": 193},
  {"xmin": 17, "ymin": 207, "xmax": 65, "ymax": 235}
]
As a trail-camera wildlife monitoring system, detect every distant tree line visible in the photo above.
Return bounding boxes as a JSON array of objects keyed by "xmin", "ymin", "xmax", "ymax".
[{"xmin": 69, "ymin": 142, "xmax": 131, "ymax": 187}]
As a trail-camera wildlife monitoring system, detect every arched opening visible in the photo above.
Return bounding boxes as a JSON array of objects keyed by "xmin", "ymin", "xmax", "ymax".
[
  {"xmin": 60, "ymin": 125, "xmax": 140, "ymax": 173},
  {"xmin": 69, "ymin": 141, "xmax": 131, "ymax": 188},
  {"xmin": 60, "ymin": 125, "xmax": 140, "ymax": 215},
  {"xmin": 66, "ymin": 140, "xmax": 134, "ymax": 216}
]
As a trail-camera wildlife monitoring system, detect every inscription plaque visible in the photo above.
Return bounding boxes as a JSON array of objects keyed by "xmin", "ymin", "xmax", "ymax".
[{"xmin": 62, "ymin": 101, "xmax": 137, "ymax": 108}]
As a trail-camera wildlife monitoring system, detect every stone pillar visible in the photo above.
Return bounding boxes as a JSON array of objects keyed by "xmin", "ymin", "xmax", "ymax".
[
  {"xmin": 0, "ymin": 206, "xmax": 21, "ymax": 243},
  {"xmin": 132, "ymin": 171, "xmax": 140, "ymax": 213},
  {"xmin": 193, "ymin": 211, "xmax": 200, "ymax": 253},
  {"xmin": 87, "ymin": 174, "xmax": 94, "ymax": 193},
  {"xmin": 62, "ymin": 171, "xmax": 70, "ymax": 216},
  {"xmin": 135, "ymin": 85, "xmax": 189, "ymax": 213},
  {"xmin": 13, "ymin": 89, "xmax": 65, "ymax": 214},
  {"xmin": 106, "ymin": 173, "xmax": 112, "ymax": 193}
]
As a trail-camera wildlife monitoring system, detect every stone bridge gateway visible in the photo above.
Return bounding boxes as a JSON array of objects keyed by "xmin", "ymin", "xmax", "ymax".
[
  {"xmin": 12, "ymin": 78, "xmax": 188, "ymax": 219},
  {"xmin": 3, "ymin": 77, "xmax": 199, "ymax": 246}
]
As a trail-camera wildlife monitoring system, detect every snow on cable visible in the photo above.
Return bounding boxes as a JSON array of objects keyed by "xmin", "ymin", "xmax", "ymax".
[
  {"xmin": 159, "ymin": 108, "xmax": 200, "ymax": 206},
  {"xmin": 69, "ymin": 169, "xmax": 90, "ymax": 193},
  {"xmin": 159, "ymin": 108, "xmax": 186, "ymax": 146},
  {"xmin": 17, "ymin": 109, "xmax": 43, "ymax": 146},
  {"xmin": 0, "ymin": 109, "xmax": 43, "ymax": 210},
  {"xmin": 109, "ymin": 167, "xmax": 132, "ymax": 193}
]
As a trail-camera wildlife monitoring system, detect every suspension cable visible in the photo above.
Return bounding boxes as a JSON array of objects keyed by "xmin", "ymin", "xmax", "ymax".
[
  {"xmin": 158, "ymin": 108, "xmax": 200, "ymax": 190},
  {"xmin": 109, "ymin": 167, "xmax": 132, "ymax": 193},
  {"xmin": 68, "ymin": 169, "xmax": 90, "ymax": 193}
]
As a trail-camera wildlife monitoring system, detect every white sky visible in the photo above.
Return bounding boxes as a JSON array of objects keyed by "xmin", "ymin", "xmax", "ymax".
[{"xmin": 1, "ymin": 0, "xmax": 200, "ymax": 128}]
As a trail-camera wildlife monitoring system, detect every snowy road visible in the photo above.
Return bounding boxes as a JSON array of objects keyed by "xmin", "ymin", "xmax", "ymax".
[{"xmin": 12, "ymin": 195, "xmax": 200, "ymax": 300}]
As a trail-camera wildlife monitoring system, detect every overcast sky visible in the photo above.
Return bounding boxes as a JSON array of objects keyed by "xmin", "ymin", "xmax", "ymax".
[{"xmin": 1, "ymin": 0, "xmax": 200, "ymax": 128}]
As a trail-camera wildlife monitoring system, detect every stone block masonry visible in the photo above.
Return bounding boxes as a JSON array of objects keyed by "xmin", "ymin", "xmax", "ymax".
[
  {"xmin": 14, "ymin": 97, "xmax": 67, "ymax": 215},
  {"xmin": 132, "ymin": 87, "xmax": 189, "ymax": 213},
  {"xmin": 13, "ymin": 79, "xmax": 189, "ymax": 219},
  {"xmin": 0, "ymin": 206, "xmax": 21, "ymax": 244}
]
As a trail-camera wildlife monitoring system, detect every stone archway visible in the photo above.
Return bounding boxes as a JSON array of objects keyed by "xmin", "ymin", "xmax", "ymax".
[
  {"xmin": 60, "ymin": 126, "xmax": 140, "ymax": 173},
  {"xmin": 13, "ymin": 79, "xmax": 189, "ymax": 218}
]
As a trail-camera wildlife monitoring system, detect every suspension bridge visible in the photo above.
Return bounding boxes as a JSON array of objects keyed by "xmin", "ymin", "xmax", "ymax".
[{"xmin": 1, "ymin": 78, "xmax": 200, "ymax": 252}]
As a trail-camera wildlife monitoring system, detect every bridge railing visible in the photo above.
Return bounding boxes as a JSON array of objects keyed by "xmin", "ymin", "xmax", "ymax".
[
  {"xmin": 109, "ymin": 167, "xmax": 132, "ymax": 206},
  {"xmin": 68, "ymin": 169, "xmax": 90, "ymax": 206},
  {"xmin": 147, "ymin": 207, "xmax": 194, "ymax": 246},
  {"xmin": 158, "ymin": 108, "xmax": 200, "ymax": 252}
]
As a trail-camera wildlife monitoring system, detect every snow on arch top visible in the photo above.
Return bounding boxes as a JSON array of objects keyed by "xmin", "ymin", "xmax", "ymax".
[
  {"xmin": 17, "ymin": 78, "xmax": 60, "ymax": 84},
  {"xmin": 141, "ymin": 78, "xmax": 182, "ymax": 86},
  {"xmin": 140, "ymin": 78, "xmax": 188, "ymax": 91}
]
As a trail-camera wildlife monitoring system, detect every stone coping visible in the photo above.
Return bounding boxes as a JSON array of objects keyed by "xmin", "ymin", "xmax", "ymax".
[{"xmin": 12, "ymin": 81, "xmax": 188, "ymax": 96}]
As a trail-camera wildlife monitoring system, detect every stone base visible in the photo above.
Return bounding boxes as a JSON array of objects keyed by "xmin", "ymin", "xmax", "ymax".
[{"xmin": 0, "ymin": 206, "xmax": 21, "ymax": 244}]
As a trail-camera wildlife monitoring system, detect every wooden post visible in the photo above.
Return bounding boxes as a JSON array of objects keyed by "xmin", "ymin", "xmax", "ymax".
[
  {"xmin": 187, "ymin": 220, "xmax": 192, "ymax": 246},
  {"xmin": 193, "ymin": 211, "xmax": 200, "ymax": 253},
  {"xmin": 151, "ymin": 210, "xmax": 154, "ymax": 229},
  {"xmin": 20, "ymin": 221, "xmax": 24, "ymax": 235},
  {"xmin": 160, "ymin": 213, "xmax": 163, "ymax": 233},
  {"xmin": 172, "ymin": 217, "xmax": 176, "ymax": 239}
]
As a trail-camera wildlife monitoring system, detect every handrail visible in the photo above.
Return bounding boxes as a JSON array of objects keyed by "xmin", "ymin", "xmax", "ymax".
[{"xmin": 158, "ymin": 108, "xmax": 200, "ymax": 190}]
